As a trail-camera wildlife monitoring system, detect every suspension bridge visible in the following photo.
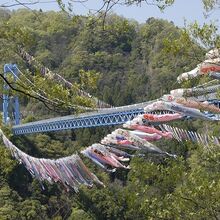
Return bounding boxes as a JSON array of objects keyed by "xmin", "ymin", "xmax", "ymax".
[
  {"xmin": 2, "ymin": 63, "xmax": 220, "ymax": 136},
  {"xmin": 2, "ymin": 48, "xmax": 220, "ymax": 194}
]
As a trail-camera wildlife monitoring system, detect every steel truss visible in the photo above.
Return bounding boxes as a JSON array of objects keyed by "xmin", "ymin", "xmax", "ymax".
[{"xmin": 13, "ymin": 109, "xmax": 144, "ymax": 135}]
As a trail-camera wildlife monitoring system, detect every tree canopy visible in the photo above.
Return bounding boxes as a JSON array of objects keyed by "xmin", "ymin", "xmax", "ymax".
[{"xmin": 0, "ymin": 2, "xmax": 219, "ymax": 219}]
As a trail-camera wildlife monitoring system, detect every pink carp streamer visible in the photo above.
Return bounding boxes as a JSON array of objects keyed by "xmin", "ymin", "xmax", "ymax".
[
  {"xmin": 81, "ymin": 144, "xmax": 130, "ymax": 172},
  {"xmin": 200, "ymin": 64, "xmax": 220, "ymax": 74},
  {"xmin": 123, "ymin": 121, "xmax": 172, "ymax": 139},
  {"xmin": 177, "ymin": 48, "xmax": 220, "ymax": 82},
  {"xmin": 143, "ymin": 113, "xmax": 183, "ymax": 122}
]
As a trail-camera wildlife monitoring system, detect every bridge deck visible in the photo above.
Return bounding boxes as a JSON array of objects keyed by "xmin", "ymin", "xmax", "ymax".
[
  {"xmin": 12, "ymin": 101, "xmax": 156, "ymax": 135},
  {"xmin": 12, "ymin": 93, "xmax": 219, "ymax": 135}
]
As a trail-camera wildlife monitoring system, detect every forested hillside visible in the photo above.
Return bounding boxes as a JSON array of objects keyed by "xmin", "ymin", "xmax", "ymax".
[{"xmin": 0, "ymin": 9, "xmax": 219, "ymax": 220}]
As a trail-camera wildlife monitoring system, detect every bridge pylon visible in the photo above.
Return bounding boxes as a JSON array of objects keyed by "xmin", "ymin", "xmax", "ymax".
[{"xmin": 3, "ymin": 64, "xmax": 20, "ymax": 125}]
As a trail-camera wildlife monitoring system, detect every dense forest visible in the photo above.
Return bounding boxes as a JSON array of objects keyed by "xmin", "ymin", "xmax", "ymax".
[{"xmin": 0, "ymin": 8, "xmax": 220, "ymax": 220}]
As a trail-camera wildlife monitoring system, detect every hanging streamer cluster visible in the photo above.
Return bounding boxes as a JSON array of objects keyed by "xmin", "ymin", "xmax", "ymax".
[
  {"xmin": 81, "ymin": 144, "xmax": 131, "ymax": 172},
  {"xmin": 18, "ymin": 47, "xmax": 112, "ymax": 108},
  {"xmin": 161, "ymin": 124, "xmax": 220, "ymax": 147},
  {"xmin": 170, "ymin": 84, "xmax": 220, "ymax": 98},
  {"xmin": 81, "ymin": 48, "xmax": 220, "ymax": 172},
  {"xmin": 177, "ymin": 48, "xmax": 220, "ymax": 82},
  {"xmin": 19, "ymin": 47, "xmax": 72, "ymax": 88},
  {"xmin": 144, "ymin": 100, "xmax": 214, "ymax": 120},
  {"xmin": 81, "ymin": 117, "xmax": 179, "ymax": 172},
  {"xmin": 162, "ymin": 96, "xmax": 220, "ymax": 113},
  {"xmin": 0, "ymin": 129, "xmax": 104, "ymax": 192},
  {"xmin": 81, "ymin": 96, "xmax": 219, "ymax": 171},
  {"xmin": 13, "ymin": 65, "xmax": 98, "ymax": 112},
  {"xmin": 1, "ymin": 48, "xmax": 220, "ymax": 191},
  {"xmin": 171, "ymin": 49, "xmax": 220, "ymax": 98}
]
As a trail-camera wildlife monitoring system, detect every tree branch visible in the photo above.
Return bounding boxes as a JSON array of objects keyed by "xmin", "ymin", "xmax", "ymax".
[
  {"xmin": 0, "ymin": 73, "xmax": 72, "ymax": 114},
  {"xmin": 0, "ymin": 0, "xmax": 57, "ymax": 8}
]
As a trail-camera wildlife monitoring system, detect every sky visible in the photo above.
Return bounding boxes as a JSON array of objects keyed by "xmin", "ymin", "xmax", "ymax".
[{"xmin": 2, "ymin": 0, "xmax": 220, "ymax": 28}]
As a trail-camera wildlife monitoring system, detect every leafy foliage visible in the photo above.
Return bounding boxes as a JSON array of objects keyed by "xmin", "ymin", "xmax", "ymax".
[{"xmin": 0, "ymin": 8, "xmax": 219, "ymax": 219}]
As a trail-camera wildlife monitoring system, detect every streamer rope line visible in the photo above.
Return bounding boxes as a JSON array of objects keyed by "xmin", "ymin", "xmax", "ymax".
[{"xmin": 18, "ymin": 47, "xmax": 113, "ymax": 108}]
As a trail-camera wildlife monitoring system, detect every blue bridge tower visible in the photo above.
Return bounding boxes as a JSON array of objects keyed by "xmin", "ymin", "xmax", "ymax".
[{"xmin": 3, "ymin": 64, "xmax": 20, "ymax": 125}]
